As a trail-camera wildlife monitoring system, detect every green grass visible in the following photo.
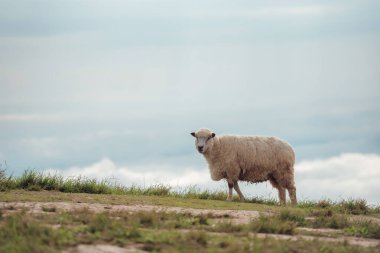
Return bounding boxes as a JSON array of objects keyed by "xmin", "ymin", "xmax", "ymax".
[
  {"xmin": 208, "ymin": 209, "xmax": 379, "ymax": 238},
  {"xmin": 338, "ymin": 199, "xmax": 370, "ymax": 215},
  {"xmin": 345, "ymin": 220, "xmax": 380, "ymax": 239},
  {"xmin": 306, "ymin": 208, "xmax": 350, "ymax": 229},
  {"xmin": 211, "ymin": 211, "xmax": 300, "ymax": 235},
  {"xmin": 279, "ymin": 208, "xmax": 306, "ymax": 226},
  {"xmin": 2, "ymin": 169, "xmax": 380, "ymax": 252},
  {"xmin": 1, "ymin": 169, "xmax": 379, "ymax": 215},
  {"xmin": 41, "ymin": 206, "xmax": 57, "ymax": 213},
  {"xmin": 0, "ymin": 169, "xmax": 229, "ymax": 199},
  {"xmin": 0, "ymin": 190, "xmax": 274, "ymax": 213},
  {"xmin": 279, "ymin": 208, "xmax": 380, "ymax": 238},
  {"xmin": 0, "ymin": 212, "xmax": 74, "ymax": 253},
  {"xmin": 298, "ymin": 198, "xmax": 377, "ymax": 216},
  {"xmin": 1, "ymin": 208, "xmax": 379, "ymax": 253},
  {"xmin": 248, "ymin": 215, "xmax": 296, "ymax": 235}
]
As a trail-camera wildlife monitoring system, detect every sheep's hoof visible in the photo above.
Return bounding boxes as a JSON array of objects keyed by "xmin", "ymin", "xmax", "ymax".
[
  {"xmin": 226, "ymin": 197, "xmax": 233, "ymax": 201},
  {"xmin": 240, "ymin": 198, "xmax": 245, "ymax": 202}
]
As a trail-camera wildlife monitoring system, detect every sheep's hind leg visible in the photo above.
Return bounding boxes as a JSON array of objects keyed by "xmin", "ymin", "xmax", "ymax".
[
  {"xmin": 233, "ymin": 181, "xmax": 245, "ymax": 202},
  {"xmin": 287, "ymin": 186, "xmax": 297, "ymax": 205},
  {"xmin": 269, "ymin": 177, "xmax": 286, "ymax": 205},
  {"xmin": 227, "ymin": 181, "xmax": 233, "ymax": 201}
]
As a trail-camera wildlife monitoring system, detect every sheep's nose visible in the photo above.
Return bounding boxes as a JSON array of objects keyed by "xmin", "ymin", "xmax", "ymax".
[{"xmin": 197, "ymin": 146, "xmax": 204, "ymax": 152}]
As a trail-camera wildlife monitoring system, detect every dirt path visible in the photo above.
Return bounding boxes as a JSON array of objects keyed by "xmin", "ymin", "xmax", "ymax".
[
  {"xmin": 252, "ymin": 232, "xmax": 380, "ymax": 248},
  {"xmin": 0, "ymin": 201, "xmax": 261, "ymax": 224},
  {"xmin": 1, "ymin": 201, "xmax": 379, "ymax": 249}
]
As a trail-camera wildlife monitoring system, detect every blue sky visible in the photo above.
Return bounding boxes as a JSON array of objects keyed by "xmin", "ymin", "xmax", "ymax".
[{"xmin": 1, "ymin": 0, "xmax": 380, "ymax": 203}]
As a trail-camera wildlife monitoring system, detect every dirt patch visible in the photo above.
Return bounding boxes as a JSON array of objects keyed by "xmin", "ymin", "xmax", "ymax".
[
  {"xmin": 350, "ymin": 215, "xmax": 380, "ymax": 225},
  {"xmin": 296, "ymin": 227, "xmax": 342, "ymax": 237},
  {"xmin": 252, "ymin": 233, "xmax": 380, "ymax": 248},
  {"xmin": 0, "ymin": 201, "xmax": 260, "ymax": 224},
  {"xmin": 63, "ymin": 244, "xmax": 147, "ymax": 253}
]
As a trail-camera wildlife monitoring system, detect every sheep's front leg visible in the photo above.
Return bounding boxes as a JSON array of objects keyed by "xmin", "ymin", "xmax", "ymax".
[
  {"xmin": 233, "ymin": 181, "xmax": 245, "ymax": 202},
  {"xmin": 227, "ymin": 181, "xmax": 233, "ymax": 201}
]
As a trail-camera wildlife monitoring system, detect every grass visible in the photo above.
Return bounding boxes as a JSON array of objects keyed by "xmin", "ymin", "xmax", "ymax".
[
  {"xmin": 1, "ymin": 208, "xmax": 380, "ymax": 253},
  {"xmin": 345, "ymin": 220, "xmax": 380, "ymax": 239},
  {"xmin": 1, "ymin": 169, "xmax": 379, "ymax": 215},
  {"xmin": 248, "ymin": 215, "xmax": 296, "ymax": 235},
  {"xmin": 338, "ymin": 199, "xmax": 370, "ymax": 215},
  {"xmin": 0, "ymin": 212, "xmax": 73, "ymax": 253},
  {"xmin": 279, "ymin": 208, "xmax": 380, "ymax": 239},
  {"xmin": 0, "ymin": 169, "xmax": 228, "ymax": 199},
  {"xmin": 298, "ymin": 198, "xmax": 376, "ymax": 216},
  {"xmin": 210, "ymin": 210, "xmax": 301, "ymax": 235},
  {"xmin": 1, "ymin": 169, "xmax": 380, "ymax": 252},
  {"xmin": 279, "ymin": 209, "xmax": 306, "ymax": 226},
  {"xmin": 306, "ymin": 208, "xmax": 350, "ymax": 229},
  {"xmin": 41, "ymin": 206, "xmax": 57, "ymax": 212},
  {"xmin": 206, "ymin": 209, "xmax": 380, "ymax": 238}
]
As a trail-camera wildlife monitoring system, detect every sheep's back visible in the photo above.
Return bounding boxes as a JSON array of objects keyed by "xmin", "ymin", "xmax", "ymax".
[{"xmin": 218, "ymin": 135, "xmax": 294, "ymax": 179}]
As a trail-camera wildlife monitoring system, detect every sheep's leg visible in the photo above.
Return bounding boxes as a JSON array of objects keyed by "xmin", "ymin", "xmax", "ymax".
[
  {"xmin": 227, "ymin": 181, "xmax": 233, "ymax": 201},
  {"xmin": 269, "ymin": 176, "xmax": 286, "ymax": 205},
  {"xmin": 288, "ymin": 186, "xmax": 297, "ymax": 205},
  {"xmin": 278, "ymin": 187, "xmax": 286, "ymax": 205},
  {"xmin": 233, "ymin": 181, "xmax": 245, "ymax": 202}
]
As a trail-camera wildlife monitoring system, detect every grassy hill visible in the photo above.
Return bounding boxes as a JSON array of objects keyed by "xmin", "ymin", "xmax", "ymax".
[{"xmin": 0, "ymin": 170, "xmax": 379, "ymax": 253}]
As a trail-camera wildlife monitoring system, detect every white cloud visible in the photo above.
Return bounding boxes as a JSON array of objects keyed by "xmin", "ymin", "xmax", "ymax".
[
  {"xmin": 47, "ymin": 153, "xmax": 380, "ymax": 205},
  {"xmin": 296, "ymin": 153, "xmax": 380, "ymax": 205},
  {"xmin": 48, "ymin": 158, "xmax": 211, "ymax": 188}
]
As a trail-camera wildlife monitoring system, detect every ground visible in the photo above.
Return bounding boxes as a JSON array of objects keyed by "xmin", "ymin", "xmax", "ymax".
[{"xmin": 0, "ymin": 190, "xmax": 379, "ymax": 253}]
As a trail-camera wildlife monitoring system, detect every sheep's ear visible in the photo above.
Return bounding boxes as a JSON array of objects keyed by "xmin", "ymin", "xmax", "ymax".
[
  {"xmin": 211, "ymin": 133, "xmax": 216, "ymax": 138},
  {"xmin": 190, "ymin": 132, "xmax": 196, "ymax": 137}
]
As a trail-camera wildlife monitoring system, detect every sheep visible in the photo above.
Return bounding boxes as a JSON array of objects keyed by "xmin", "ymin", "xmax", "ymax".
[{"xmin": 190, "ymin": 128, "xmax": 297, "ymax": 205}]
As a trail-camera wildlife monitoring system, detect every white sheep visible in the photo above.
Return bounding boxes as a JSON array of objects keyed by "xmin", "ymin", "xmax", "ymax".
[{"xmin": 191, "ymin": 128, "xmax": 297, "ymax": 205}]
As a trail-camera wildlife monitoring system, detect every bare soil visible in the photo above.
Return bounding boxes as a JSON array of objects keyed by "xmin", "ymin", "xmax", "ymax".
[
  {"xmin": 0, "ymin": 201, "xmax": 261, "ymax": 224},
  {"xmin": 63, "ymin": 244, "xmax": 147, "ymax": 253}
]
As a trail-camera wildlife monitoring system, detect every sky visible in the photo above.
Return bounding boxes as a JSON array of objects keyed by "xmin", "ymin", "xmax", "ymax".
[{"xmin": 0, "ymin": 0, "xmax": 380, "ymax": 204}]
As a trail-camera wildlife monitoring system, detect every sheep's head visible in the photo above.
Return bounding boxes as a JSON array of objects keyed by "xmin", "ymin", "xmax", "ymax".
[{"xmin": 190, "ymin": 128, "xmax": 216, "ymax": 154}]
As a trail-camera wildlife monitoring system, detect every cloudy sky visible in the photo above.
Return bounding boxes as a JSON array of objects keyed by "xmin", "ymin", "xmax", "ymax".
[{"xmin": 1, "ymin": 0, "xmax": 379, "ymax": 204}]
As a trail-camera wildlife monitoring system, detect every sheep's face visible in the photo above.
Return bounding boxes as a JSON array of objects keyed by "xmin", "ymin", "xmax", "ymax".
[{"xmin": 190, "ymin": 128, "xmax": 215, "ymax": 154}]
